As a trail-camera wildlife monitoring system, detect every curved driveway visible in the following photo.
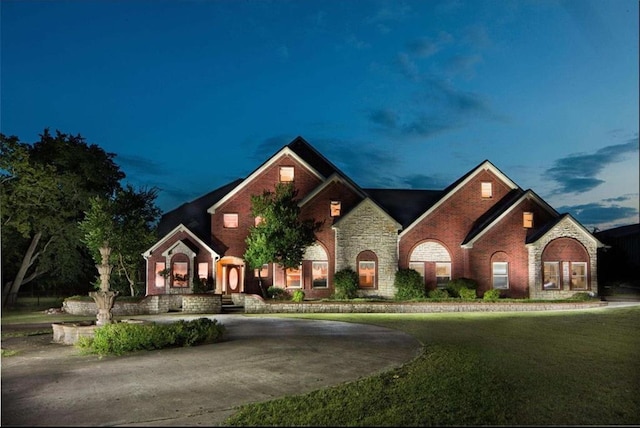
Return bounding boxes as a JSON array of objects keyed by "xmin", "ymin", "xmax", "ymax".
[{"xmin": 1, "ymin": 314, "xmax": 422, "ymax": 426}]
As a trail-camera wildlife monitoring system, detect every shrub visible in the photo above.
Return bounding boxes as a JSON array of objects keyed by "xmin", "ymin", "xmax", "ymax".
[
  {"xmin": 445, "ymin": 278, "xmax": 478, "ymax": 297},
  {"xmin": 76, "ymin": 318, "xmax": 226, "ymax": 356},
  {"xmin": 570, "ymin": 292, "xmax": 596, "ymax": 301},
  {"xmin": 192, "ymin": 278, "xmax": 208, "ymax": 294},
  {"xmin": 459, "ymin": 287, "xmax": 477, "ymax": 300},
  {"xmin": 292, "ymin": 290, "xmax": 305, "ymax": 302},
  {"xmin": 394, "ymin": 268, "xmax": 426, "ymax": 300},
  {"xmin": 333, "ymin": 268, "xmax": 359, "ymax": 300},
  {"xmin": 267, "ymin": 286, "xmax": 288, "ymax": 300},
  {"xmin": 483, "ymin": 289, "xmax": 501, "ymax": 301},
  {"xmin": 428, "ymin": 289, "xmax": 450, "ymax": 299}
]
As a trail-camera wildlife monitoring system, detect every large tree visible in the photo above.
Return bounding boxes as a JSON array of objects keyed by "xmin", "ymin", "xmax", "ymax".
[
  {"xmin": 1, "ymin": 130, "xmax": 124, "ymax": 307},
  {"xmin": 79, "ymin": 185, "xmax": 161, "ymax": 296},
  {"xmin": 244, "ymin": 182, "xmax": 323, "ymax": 296}
]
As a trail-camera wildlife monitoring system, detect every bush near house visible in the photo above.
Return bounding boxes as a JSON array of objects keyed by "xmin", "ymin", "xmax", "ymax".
[
  {"xmin": 394, "ymin": 268, "xmax": 426, "ymax": 300},
  {"xmin": 267, "ymin": 286, "xmax": 288, "ymax": 300},
  {"xmin": 446, "ymin": 278, "xmax": 478, "ymax": 298},
  {"xmin": 459, "ymin": 287, "xmax": 477, "ymax": 300},
  {"xmin": 292, "ymin": 290, "xmax": 305, "ymax": 302},
  {"xmin": 333, "ymin": 268, "xmax": 359, "ymax": 300},
  {"xmin": 483, "ymin": 289, "xmax": 501, "ymax": 301},
  {"xmin": 428, "ymin": 289, "xmax": 450, "ymax": 299},
  {"xmin": 76, "ymin": 318, "xmax": 226, "ymax": 356}
]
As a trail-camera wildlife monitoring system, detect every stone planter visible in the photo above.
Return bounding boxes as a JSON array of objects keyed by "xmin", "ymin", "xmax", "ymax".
[{"xmin": 52, "ymin": 321, "xmax": 98, "ymax": 345}]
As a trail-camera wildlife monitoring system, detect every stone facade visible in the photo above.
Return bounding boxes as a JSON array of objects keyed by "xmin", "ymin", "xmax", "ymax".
[{"xmin": 334, "ymin": 199, "xmax": 401, "ymax": 298}]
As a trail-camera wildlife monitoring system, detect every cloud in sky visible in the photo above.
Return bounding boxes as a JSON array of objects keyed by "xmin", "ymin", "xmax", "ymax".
[
  {"xmin": 115, "ymin": 154, "xmax": 166, "ymax": 177},
  {"xmin": 557, "ymin": 202, "xmax": 638, "ymax": 230},
  {"xmin": 545, "ymin": 137, "xmax": 639, "ymax": 194}
]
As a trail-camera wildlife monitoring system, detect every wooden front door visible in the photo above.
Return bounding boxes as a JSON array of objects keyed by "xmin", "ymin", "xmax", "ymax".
[{"xmin": 225, "ymin": 265, "xmax": 241, "ymax": 295}]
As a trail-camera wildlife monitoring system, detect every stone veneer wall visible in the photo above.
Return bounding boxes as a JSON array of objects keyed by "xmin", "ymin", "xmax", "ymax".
[
  {"xmin": 334, "ymin": 199, "xmax": 401, "ymax": 298},
  {"xmin": 244, "ymin": 294, "xmax": 606, "ymax": 313},
  {"xmin": 182, "ymin": 294, "xmax": 222, "ymax": 313},
  {"xmin": 63, "ymin": 294, "xmax": 220, "ymax": 316},
  {"xmin": 528, "ymin": 217, "xmax": 600, "ymax": 300}
]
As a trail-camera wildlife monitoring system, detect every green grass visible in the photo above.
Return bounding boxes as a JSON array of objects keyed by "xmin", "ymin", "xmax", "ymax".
[{"xmin": 226, "ymin": 308, "xmax": 640, "ymax": 426}]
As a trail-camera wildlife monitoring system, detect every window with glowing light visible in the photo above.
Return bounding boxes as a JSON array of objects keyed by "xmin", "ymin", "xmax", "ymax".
[
  {"xmin": 312, "ymin": 261, "xmax": 328, "ymax": 288},
  {"xmin": 330, "ymin": 201, "xmax": 341, "ymax": 217},
  {"xmin": 570, "ymin": 262, "xmax": 587, "ymax": 290},
  {"xmin": 254, "ymin": 215, "xmax": 264, "ymax": 226},
  {"xmin": 155, "ymin": 262, "xmax": 166, "ymax": 288},
  {"xmin": 543, "ymin": 262, "xmax": 560, "ymax": 289},
  {"xmin": 254, "ymin": 264, "xmax": 269, "ymax": 278},
  {"xmin": 279, "ymin": 166, "xmax": 294, "ymax": 182},
  {"xmin": 523, "ymin": 212, "xmax": 534, "ymax": 228},
  {"xmin": 286, "ymin": 266, "xmax": 301, "ymax": 288},
  {"xmin": 198, "ymin": 262, "xmax": 208, "ymax": 282},
  {"xmin": 172, "ymin": 262, "xmax": 189, "ymax": 287},
  {"xmin": 358, "ymin": 261, "xmax": 376, "ymax": 288},
  {"xmin": 435, "ymin": 262, "xmax": 451, "ymax": 287},
  {"xmin": 409, "ymin": 262, "xmax": 425, "ymax": 280},
  {"xmin": 481, "ymin": 182, "xmax": 493, "ymax": 198},
  {"xmin": 492, "ymin": 262, "xmax": 508, "ymax": 289},
  {"xmin": 223, "ymin": 213, "xmax": 238, "ymax": 228}
]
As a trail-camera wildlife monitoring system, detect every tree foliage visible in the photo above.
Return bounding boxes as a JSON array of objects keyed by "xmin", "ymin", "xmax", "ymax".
[
  {"xmin": 1, "ymin": 129, "xmax": 125, "ymax": 306},
  {"xmin": 244, "ymin": 183, "xmax": 322, "ymax": 295},
  {"xmin": 79, "ymin": 186, "xmax": 161, "ymax": 296}
]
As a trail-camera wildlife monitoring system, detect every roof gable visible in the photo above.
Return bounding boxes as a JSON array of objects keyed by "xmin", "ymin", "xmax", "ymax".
[
  {"xmin": 332, "ymin": 197, "xmax": 402, "ymax": 231},
  {"xmin": 400, "ymin": 160, "xmax": 520, "ymax": 238},
  {"xmin": 525, "ymin": 213, "xmax": 605, "ymax": 248},
  {"xmin": 143, "ymin": 224, "xmax": 221, "ymax": 259},
  {"xmin": 461, "ymin": 189, "xmax": 558, "ymax": 248}
]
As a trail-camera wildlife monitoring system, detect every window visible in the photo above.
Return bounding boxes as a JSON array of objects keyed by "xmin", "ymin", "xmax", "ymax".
[
  {"xmin": 155, "ymin": 262, "xmax": 166, "ymax": 288},
  {"xmin": 312, "ymin": 262, "xmax": 328, "ymax": 288},
  {"xmin": 254, "ymin": 264, "xmax": 269, "ymax": 278},
  {"xmin": 223, "ymin": 213, "xmax": 238, "ymax": 228},
  {"xmin": 359, "ymin": 261, "xmax": 376, "ymax": 288},
  {"xmin": 254, "ymin": 215, "xmax": 264, "ymax": 226},
  {"xmin": 330, "ymin": 201, "xmax": 341, "ymax": 217},
  {"xmin": 286, "ymin": 266, "xmax": 301, "ymax": 288},
  {"xmin": 409, "ymin": 262, "xmax": 425, "ymax": 280},
  {"xmin": 481, "ymin": 181, "xmax": 493, "ymax": 198},
  {"xmin": 198, "ymin": 262, "xmax": 208, "ymax": 282},
  {"xmin": 543, "ymin": 262, "xmax": 560, "ymax": 289},
  {"xmin": 435, "ymin": 262, "xmax": 451, "ymax": 287},
  {"xmin": 172, "ymin": 262, "xmax": 189, "ymax": 287},
  {"xmin": 492, "ymin": 262, "xmax": 508, "ymax": 289},
  {"xmin": 523, "ymin": 212, "xmax": 534, "ymax": 228},
  {"xmin": 279, "ymin": 166, "xmax": 294, "ymax": 182},
  {"xmin": 570, "ymin": 262, "xmax": 587, "ymax": 290}
]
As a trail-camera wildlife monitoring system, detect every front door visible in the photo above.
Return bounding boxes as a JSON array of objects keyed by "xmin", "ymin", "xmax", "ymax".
[{"xmin": 225, "ymin": 265, "xmax": 241, "ymax": 295}]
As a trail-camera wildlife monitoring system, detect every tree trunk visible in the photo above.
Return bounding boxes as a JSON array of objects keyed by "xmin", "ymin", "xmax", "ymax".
[{"xmin": 2, "ymin": 231, "xmax": 42, "ymax": 307}]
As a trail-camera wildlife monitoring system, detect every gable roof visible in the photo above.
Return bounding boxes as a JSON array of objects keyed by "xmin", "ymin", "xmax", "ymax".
[
  {"xmin": 157, "ymin": 178, "xmax": 243, "ymax": 247},
  {"xmin": 399, "ymin": 160, "xmax": 520, "ymax": 238},
  {"xmin": 524, "ymin": 213, "xmax": 605, "ymax": 247},
  {"xmin": 363, "ymin": 188, "xmax": 444, "ymax": 229},
  {"xmin": 331, "ymin": 197, "xmax": 402, "ymax": 231},
  {"xmin": 142, "ymin": 223, "xmax": 221, "ymax": 259},
  {"xmin": 461, "ymin": 189, "xmax": 558, "ymax": 247}
]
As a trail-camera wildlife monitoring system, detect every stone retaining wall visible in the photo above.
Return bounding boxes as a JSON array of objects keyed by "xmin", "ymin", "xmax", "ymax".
[
  {"xmin": 244, "ymin": 294, "xmax": 607, "ymax": 314},
  {"xmin": 63, "ymin": 294, "xmax": 222, "ymax": 316}
]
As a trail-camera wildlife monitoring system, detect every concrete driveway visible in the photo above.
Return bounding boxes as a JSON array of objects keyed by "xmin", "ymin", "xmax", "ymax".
[{"xmin": 1, "ymin": 314, "xmax": 422, "ymax": 426}]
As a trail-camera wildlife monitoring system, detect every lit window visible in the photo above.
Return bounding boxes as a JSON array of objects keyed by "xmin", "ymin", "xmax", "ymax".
[
  {"xmin": 570, "ymin": 262, "xmax": 587, "ymax": 290},
  {"xmin": 198, "ymin": 262, "xmax": 208, "ymax": 282},
  {"xmin": 254, "ymin": 215, "xmax": 264, "ymax": 226},
  {"xmin": 435, "ymin": 262, "xmax": 451, "ymax": 287},
  {"xmin": 523, "ymin": 212, "xmax": 534, "ymax": 228},
  {"xmin": 481, "ymin": 182, "xmax": 493, "ymax": 198},
  {"xmin": 172, "ymin": 262, "xmax": 189, "ymax": 287},
  {"xmin": 492, "ymin": 262, "xmax": 508, "ymax": 289},
  {"xmin": 543, "ymin": 262, "xmax": 560, "ymax": 289},
  {"xmin": 312, "ymin": 261, "xmax": 328, "ymax": 288},
  {"xmin": 358, "ymin": 261, "xmax": 376, "ymax": 288},
  {"xmin": 223, "ymin": 213, "xmax": 238, "ymax": 228},
  {"xmin": 286, "ymin": 266, "xmax": 301, "ymax": 288},
  {"xmin": 279, "ymin": 166, "xmax": 294, "ymax": 182},
  {"xmin": 330, "ymin": 201, "xmax": 341, "ymax": 217},
  {"xmin": 254, "ymin": 264, "xmax": 269, "ymax": 278},
  {"xmin": 155, "ymin": 262, "xmax": 166, "ymax": 288}
]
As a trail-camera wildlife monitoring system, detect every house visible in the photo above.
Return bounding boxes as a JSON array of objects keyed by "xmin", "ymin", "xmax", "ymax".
[{"xmin": 143, "ymin": 136, "xmax": 604, "ymax": 300}]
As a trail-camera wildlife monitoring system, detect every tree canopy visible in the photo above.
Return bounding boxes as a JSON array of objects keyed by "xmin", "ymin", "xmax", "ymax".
[
  {"xmin": 1, "ymin": 129, "xmax": 157, "ymax": 306},
  {"xmin": 244, "ymin": 182, "xmax": 323, "ymax": 295}
]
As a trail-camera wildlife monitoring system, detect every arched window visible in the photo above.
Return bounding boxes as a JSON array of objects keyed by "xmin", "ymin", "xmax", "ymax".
[
  {"xmin": 542, "ymin": 238, "xmax": 590, "ymax": 291},
  {"xmin": 357, "ymin": 250, "xmax": 378, "ymax": 289},
  {"xmin": 409, "ymin": 241, "xmax": 451, "ymax": 289}
]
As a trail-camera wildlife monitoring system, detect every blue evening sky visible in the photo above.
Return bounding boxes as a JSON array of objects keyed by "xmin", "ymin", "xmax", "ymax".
[{"xmin": 1, "ymin": 0, "xmax": 638, "ymax": 231}]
